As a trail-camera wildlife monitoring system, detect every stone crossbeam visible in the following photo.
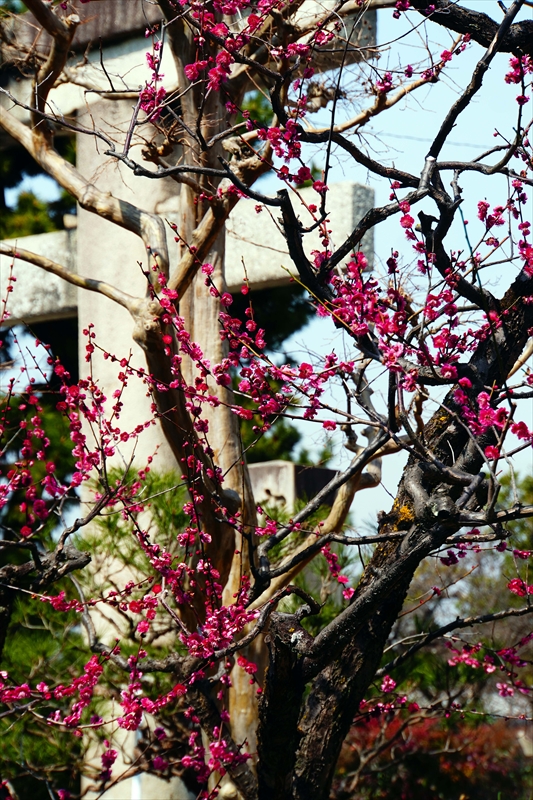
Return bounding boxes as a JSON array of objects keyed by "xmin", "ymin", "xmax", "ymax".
[{"xmin": 1, "ymin": 182, "xmax": 373, "ymax": 327}]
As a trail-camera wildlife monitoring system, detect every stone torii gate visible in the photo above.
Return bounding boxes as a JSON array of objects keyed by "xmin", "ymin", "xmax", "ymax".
[
  {"xmin": 0, "ymin": 3, "xmax": 375, "ymax": 797},
  {"xmin": 1, "ymin": 0, "xmax": 375, "ymax": 469}
]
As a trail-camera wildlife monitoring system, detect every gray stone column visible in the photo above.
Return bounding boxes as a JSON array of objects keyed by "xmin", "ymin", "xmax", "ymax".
[{"xmin": 76, "ymin": 98, "xmax": 178, "ymax": 470}]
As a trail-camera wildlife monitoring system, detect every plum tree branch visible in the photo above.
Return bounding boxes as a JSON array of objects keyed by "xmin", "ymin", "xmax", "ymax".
[
  {"xmin": 410, "ymin": 0, "xmax": 533, "ymax": 57},
  {"xmin": 0, "ymin": 243, "xmax": 137, "ymax": 312},
  {"xmin": 427, "ymin": 0, "xmax": 526, "ymax": 161},
  {"xmin": 377, "ymin": 604, "xmax": 533, "ymax": 677}
]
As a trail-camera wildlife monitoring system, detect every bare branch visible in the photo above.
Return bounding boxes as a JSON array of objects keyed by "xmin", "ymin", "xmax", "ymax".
[
  {"xmin": 436, "ymin": 159, "xmax": 533, "ymax": 186},
  {"xmin": 303, "ymin": 129, "xmax": 419, "ymax": 187},
  {"xmin": 0, "ymin": 243, "xmax": 137, "ymax": 312},
  {"xmin": 255, "ymin": 430, "xmax": 390, "ymax": 584},
  {"xmin": 426, "ymin": 0, "xmax": 526, "ymax": 161},
  {"xmin": 377, "ymin": 604, "xmax": 533, "ymax": 677}
]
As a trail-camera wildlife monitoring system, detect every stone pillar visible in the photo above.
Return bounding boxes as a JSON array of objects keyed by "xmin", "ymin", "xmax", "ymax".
[
  {"xmin": 76, "ymin": 100, "xmax": 193, "ymax": 800},
  {"xmin": 76, "ymin": 98, "xmax": 178, "ymax": 470}
]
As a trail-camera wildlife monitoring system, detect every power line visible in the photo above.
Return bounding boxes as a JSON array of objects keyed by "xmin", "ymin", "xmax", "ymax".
[{"xmin": 378, "ymin": 132, "xmax": 493, "ymax": 149}]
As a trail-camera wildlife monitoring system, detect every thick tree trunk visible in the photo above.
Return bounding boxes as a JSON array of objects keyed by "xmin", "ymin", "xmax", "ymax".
[
  {"xmin": 257, "ymin": 614, "xmax": 313, "ymax": 800},
  {"xmin": 292, "ymin": 588, "xmax": 411, "ymax": 800}
]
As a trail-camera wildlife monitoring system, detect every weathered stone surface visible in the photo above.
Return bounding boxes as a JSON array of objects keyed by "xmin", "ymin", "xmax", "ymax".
[
  {"xmin": 225, "ymin": 182, "xmax": 374, "ymax": 292},
  {"xmin": 1, "ymin": 0, "xmax": 375, "ymax": 64},
  {"xmin": 290, "ymin": 1, "xmax": 376, "ymax": 70},
  {"xmin": 74, "ymin": 99, "xmax": 179, "ymax": 470},
  {"xmin": 249, "ymin": 460, "xmax": 337, "ymax": 512},
  {"xmin": 1, "ymin": 182, "xmax": 373, "ymax": 330},
  {"xmin": 0, "ymin": 3, "xmax": 375, "ymax": 145},
  {"xmin": 0, "ymin": 35, "xmax": 177, "ymax": 136},
  {"xmin": 0, "ymin": 229, "xmax": 78, "ymax": 325},
  {"xmin": 1, "ymin": 0, "xmax": 162, "ymax": 56}
]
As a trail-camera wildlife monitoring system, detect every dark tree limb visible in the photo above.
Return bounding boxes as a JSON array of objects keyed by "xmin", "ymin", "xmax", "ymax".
[
  {"xmin": 410, "ymin": 0, "xmax": 533, "ymax": 57},
  {"xmin": 0, "ymin": 543, "xmax": 90, "ymax": 591},
  {"xmin": 437, "ymin": 160, "xmax": 532, "ymax": 185},
  {"xmin": 319, "ymin": 188, "xmax": 428, "ymax": 276},
  {"xmin": 257, "ymin": 612, "xmax": 315, "ymax": 800},
  {"xmin": 0, "ymin": 544, "xmax": 91, "ymax": 664},
  {"xmin": 417, "ymin": 210, "xmax": 499, "ymax": 312},
  {"xmin": 277, "ymin": 189, "xmax": 335, "ymax": 303},
  {"xmin": 301, "ymin": 129, "xmax": 420, "ymax": 188}
]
